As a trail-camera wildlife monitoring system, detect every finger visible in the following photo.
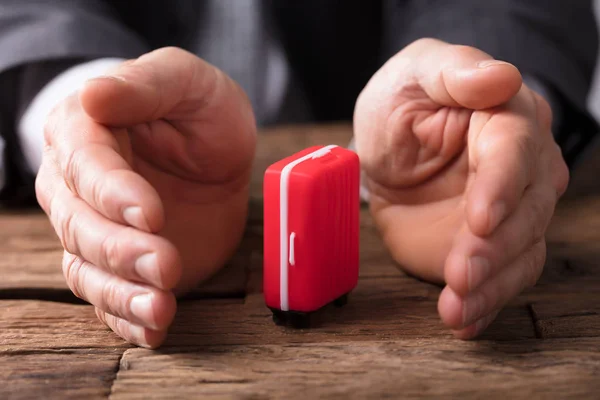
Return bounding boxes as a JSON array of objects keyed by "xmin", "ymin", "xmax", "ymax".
[
  {"xmin": 438, "ymin": 240, "xmax": 546, "ymax": 329},
  {"xmin": 95, "ymin": 308, "xmax": 167, "ymax": 349},
  {"xmin": 80, "ymin": 46, "xmax": 239, "ymax": 126},
  {"xmin": 37, "ymin": 159, "xmax": 181, "ymax": 289},
  {"xmin": 446, "ymin": 181, "xmax": 556, "ymax": 295},
  {"xmin": 64, "ymin": 252, "xmax": 177, "ymax": 331},
  {"xmin": 379, "ymin": 38, "xmax": 522, "ymax": 110},
  {"xmin": 452, "ymin": 309, "xmax": 500, "ymax": 340},
  {"xmin": 466, "ymin": 88, "xmax": 546, "ymax": 235},
  {"xmin": 79, "ymin": 47, "xmax": 257, "ymax": 184},
  {"xmin": 44, "ymin": 95, "xmax": 164, "ymax": 233}
]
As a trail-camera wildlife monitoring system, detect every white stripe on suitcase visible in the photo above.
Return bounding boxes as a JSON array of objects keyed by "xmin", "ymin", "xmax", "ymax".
[{"xmin": 279, "ymin": 145, "xmax": 337, "ymax": 311}]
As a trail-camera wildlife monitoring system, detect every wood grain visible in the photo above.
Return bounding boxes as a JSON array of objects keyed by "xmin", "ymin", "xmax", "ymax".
[
  {"xmin": 530, "ymin": 296, "xmax": 600, "ymax": 339},
  {"xmin": 110, "ymin": 338, "xmax": 600, "ymax": 400},
  {"xmin": 0, "ymin": 300, "xmax": 127, "ymax": 399},
  {"xmin": 0, "ymin": 300, "xmax": 128, "ymax": 351},
  {"xmin": 3, "ymin": 123, "xmax": 600, "ymax": 399},
  {"xmin": 165, "ymin": 280, "xmax": 534, "ymax": 349}
]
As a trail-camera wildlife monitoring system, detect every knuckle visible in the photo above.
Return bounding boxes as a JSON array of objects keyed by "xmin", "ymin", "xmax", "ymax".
[
  {"xmin": 53, "ymin": 200, "xmax": 80, "ymax": 254},
  {"xmin": 477, "ymin": 286, "xmax": 496, "ymax": 315},
  {"xmin": 557, "ymin": 163, "xmax": 570, "ymax": 197},
  {"xmin": 410, "ymin": 37, "xmax": 443, "ymax": 51},
  {"xmin": 515, "ymin": 133, "xmax": 538, "ymax": 172},
  {"xmin": 524, "ymin": 242, "xmax": 546, "ymax": 288},
  {"xmin": 94, "ymin": 307, "xmax": 108, "ymax": 326},
  {"xmin": 451, "ymin": 44, "xmax": 479, "ymax": 57},
  {"xmin": 62, "ymin": 253, "xmax": 86, "ymax": 299},
  {"xmin": 534, "ymin": 92, "xmax": 553, "ymax": 132},
  {"xmin": 158, "ymin": 45, "xmax": 186, "ymax": 56},
  {"xmin": 100, "ymin": 234, "xmax": 121, "ymax": 274},
  {"xmin": 552, "ymin": 146, "xmax": 570, "ymax": 196},
  {"xmin": 101, "ymin": 280, "xmax": 126, "ymax": 317},
  {"xmin": 43, "ymin": 105, "xmax": 62, "ymax": 147},
  {"xmin": 529, "ymin": 191, "xmax": 552, "ymax": 242},
  {"xmin": 110, "ymin": 314, "xmax": 125, "ymax": 333},
  {"xmin": 92, "ymin": 172, "xmax": 109, "ymax": 215},
  {"xmin": 34, "ymin": 170, "xmax": 50, "ymax": 214},
  {"xmin": 63, "ymin": 147, "xmax": 84, "ymax": 195}
]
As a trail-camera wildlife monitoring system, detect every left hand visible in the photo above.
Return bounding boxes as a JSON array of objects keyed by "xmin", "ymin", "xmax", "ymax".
[{"xmin": 353, "ymin": 38, "xmax": 569, "ymax": 338}]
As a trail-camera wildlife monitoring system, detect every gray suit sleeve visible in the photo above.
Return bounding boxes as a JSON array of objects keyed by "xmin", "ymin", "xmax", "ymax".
[
  {"xmin": 0, "ymin": 0, "xmax": 149, "ymax": 206},
  {"xmin": 0, "ymin": 0, "xmax": 149, "ymax": 74},
  {"xmin": 384, "ymin": 0, "xmax": 599, "ymax": 164}
]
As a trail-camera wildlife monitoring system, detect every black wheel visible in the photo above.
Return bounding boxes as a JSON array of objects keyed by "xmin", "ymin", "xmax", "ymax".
[
  {"xmin": 271, "ymin": 309, "xmax": 287, "ymax": 326},
  {"xmin": 288, "ymin": 312, "xmax": 311, "ymax": 329},
  {"xmin": 333, "ymin": 293, "xmax": 349, "ymax": 307}
]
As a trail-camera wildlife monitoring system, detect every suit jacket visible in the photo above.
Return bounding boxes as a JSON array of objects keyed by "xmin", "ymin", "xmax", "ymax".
[{"xmin": 0, "ymin": 0, "xmax": 598, "ymax": 205}]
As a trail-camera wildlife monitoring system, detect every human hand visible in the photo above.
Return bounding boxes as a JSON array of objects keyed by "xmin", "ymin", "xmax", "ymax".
[
  {"xmin": 354, "ymin": 38, "xmax": 568, "ymax": 338},
  {"xmin": 35, "ymin": 47, "xmax": 256, "ymax": 348}
]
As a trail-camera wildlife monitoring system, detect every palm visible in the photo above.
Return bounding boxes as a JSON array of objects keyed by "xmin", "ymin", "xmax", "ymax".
[
  {"xmin": 102, "ymin": 100, "xmax": 255, "ymax": 294},
  {"xmin": 361, "ymin": 92, "xmax": 489, "ymax": 282},
  {"xmin": 381, "ymin": 89, "xmax": 475, "ymax": 203}
]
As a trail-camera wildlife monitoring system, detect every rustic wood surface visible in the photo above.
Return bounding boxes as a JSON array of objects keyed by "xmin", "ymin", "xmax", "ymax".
[{"xmin": 1, "ymin": 124, "xmax": 600, "ymax": 399}]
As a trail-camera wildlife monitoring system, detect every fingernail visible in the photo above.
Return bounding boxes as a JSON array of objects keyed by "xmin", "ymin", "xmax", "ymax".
[
  {"xmin": 462, "ymin": 292, "xmax": 486, "ymax": 327},
  {"xmin": 123, "ymin": 206, "xmax": 151, "ymax": 231},
  {"xmin": 477, "ymin": 60, "xmax": 510, "ymax": 69},
  {"xmin": 130, "ymin": 293, "xmax": 156, "ymax": 329},
  {"xmin": 94, "ymin": 75, "xmax": 127, "ymax": 83},
  {"xmin": 488, "ymin": 202, "xmax": 506, "ymax": 231},
  {"xmin": 135, "ymin": 253, "xmax": 161, "ymax": 287},
  {"xmin": 467, "ymin": 256, "xmax": 491, "ymax": 291}
]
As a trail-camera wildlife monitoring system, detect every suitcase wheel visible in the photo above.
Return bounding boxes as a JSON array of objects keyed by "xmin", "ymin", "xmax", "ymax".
[
  {"xmin": 270, "ymin": 309, "xmax": 311, "ymax": 329},
  {"xmin": 333, "ymin": 293, "xmax": 349, "ymax": 308}
]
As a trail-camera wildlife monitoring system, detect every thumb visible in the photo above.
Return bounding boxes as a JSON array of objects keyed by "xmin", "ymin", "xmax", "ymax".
[
  {"xmin": 79, "ymin": 47, "xmax": 240, "ymax": 126},
  {"xmin": 390, "ymin": 38, "xmax": 522, "ymax": 110}
]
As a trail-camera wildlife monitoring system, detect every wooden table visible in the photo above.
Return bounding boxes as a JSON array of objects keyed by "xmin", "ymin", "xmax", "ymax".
[{"xmin": 2, "ymin": 125, "xmax": 600, "ymax": 399}]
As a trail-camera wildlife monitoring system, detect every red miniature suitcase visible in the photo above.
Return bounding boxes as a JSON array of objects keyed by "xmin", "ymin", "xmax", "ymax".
[{"xmin": 263, "ymin": 145, "xmax": 360, "ymax": 327}]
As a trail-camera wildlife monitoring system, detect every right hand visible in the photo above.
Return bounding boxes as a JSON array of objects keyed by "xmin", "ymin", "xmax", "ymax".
[{"xmin": 35, "ymin": 47, "xmax": 257, "ymax": 348}]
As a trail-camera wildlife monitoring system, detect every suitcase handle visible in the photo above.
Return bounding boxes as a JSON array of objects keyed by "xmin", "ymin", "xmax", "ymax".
[{"xmin": 289, "ymin": 232, "xmax": 296, "ymax": 266}]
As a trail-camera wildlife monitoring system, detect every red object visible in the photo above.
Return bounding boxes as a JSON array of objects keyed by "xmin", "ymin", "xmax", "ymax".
[{"xmin": 263, "ymin": 145, "xmax": 360, "ymax": 316}]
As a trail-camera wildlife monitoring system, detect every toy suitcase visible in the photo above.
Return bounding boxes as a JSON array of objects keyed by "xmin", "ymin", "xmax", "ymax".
[{"xmin": 263, "ymin": 145, "xmax": 360, "ymax": 328}]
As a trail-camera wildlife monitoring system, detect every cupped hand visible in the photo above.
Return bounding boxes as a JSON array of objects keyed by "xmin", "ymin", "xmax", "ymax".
[
  {"xmin": 354, "ymin": 38, "xmax": 568, "ymax": 338},
  {"xmin": 35, "ymin": 47, "xmax": 257, "ymax": 348}
]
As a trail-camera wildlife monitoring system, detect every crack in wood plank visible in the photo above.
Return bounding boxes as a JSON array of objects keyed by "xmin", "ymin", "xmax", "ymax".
[
  {"xmin": 108, "ymin": 350, "xmax": 127, "ymax": 399},
  {"xmin": 0, "ymin": 288, "xmax": 85, "ymax": 304},
  {"xmin": 527, "ymin": 304, "xmax": 543, "ymax": 339},
  {"xmin": 107, "ymin": 338, "xmax": 600, "ymax": 399}
]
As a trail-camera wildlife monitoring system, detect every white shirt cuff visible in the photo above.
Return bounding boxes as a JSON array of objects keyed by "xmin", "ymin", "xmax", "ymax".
[{"xmin": 18, "ymin": 57, "xmax": 126, "ymax": 175}]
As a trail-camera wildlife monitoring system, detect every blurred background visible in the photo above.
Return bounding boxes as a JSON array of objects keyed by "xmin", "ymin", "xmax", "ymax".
[{"xmin": 588, "ymin": 0, "xmax": 600, "ymax": 119}]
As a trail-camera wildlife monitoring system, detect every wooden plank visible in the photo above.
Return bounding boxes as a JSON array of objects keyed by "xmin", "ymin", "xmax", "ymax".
[
  {"xmin": 0, "ymin": 351, "xmax": 122, "ymax": 400},
  {"xmin": 0, "ymin": 213, "xmax": 65, "ymax": 291},
  {"xmin": 165, "ymin": 296, "xmax": 534, "ymax": 347},
  {"xmin": 110, "ymin": 338, "xmax": 600, "ymax": 399},
  {"xmin": 530, "ymin": 296, "xmax": 600, "ymax": 339},
  {"xmin": 527, "ymin": 251, "xmax": 600, "ymax": 339},
  {"xmin": 0, "ymin": 300, "xmax": 127, "ymax": 399},
  {"xmin": 165, "ymin": 268, "xmax": 535, "ymax": 348},
  {"xmin": 547, "ymin": 196, "xmax": 600, "ymax": 258},
  {"xmin": 0, "ymin": 300, "xmax": 128, "ymax": 351}
]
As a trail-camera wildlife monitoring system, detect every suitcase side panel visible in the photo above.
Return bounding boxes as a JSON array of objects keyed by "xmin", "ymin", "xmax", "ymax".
[
  {"xmin": 263, "ymin": 168, "xmax": 282, "ymax": 310},
  {"xmin": 263, "ymin": 145, "xmax": 327, "ymax": 311},
  {"xmin": 287, "ymin": 174, "xmax": 321, "ymax": 311},
  {"xmin": 287, "ymin": 147, "xmax": 360, "ymax": 312}
]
